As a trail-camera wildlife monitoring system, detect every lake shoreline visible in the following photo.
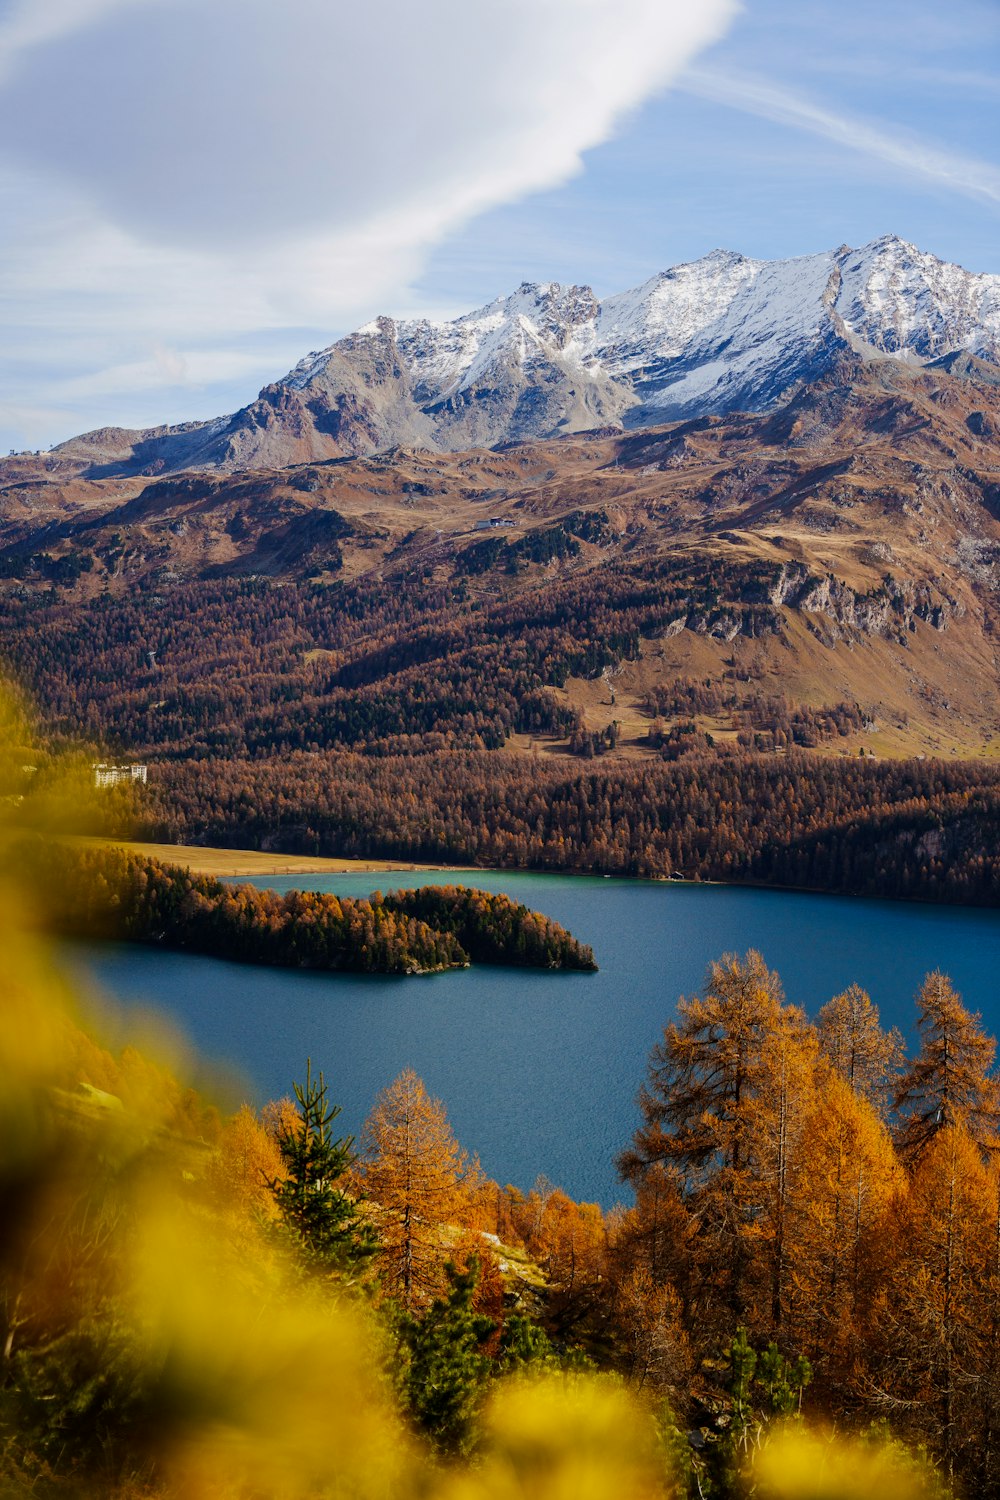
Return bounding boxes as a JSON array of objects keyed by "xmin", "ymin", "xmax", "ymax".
[
  {"xmin": 69, "ymin": 874, "xmax": 1000, "ymax": 1207},
  {"xmin": 67, "ymin": 836, "xmax": 998, "ymax": 912}
]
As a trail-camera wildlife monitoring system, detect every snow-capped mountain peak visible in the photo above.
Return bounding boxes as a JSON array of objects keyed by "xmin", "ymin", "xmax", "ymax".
[
  {"xmin": 281, "ymin": 238, "xmax": 999, "ymax": 425},
  {"xmin": 120, "ymin": 237, "xmax": 999, "ymax": 474}
]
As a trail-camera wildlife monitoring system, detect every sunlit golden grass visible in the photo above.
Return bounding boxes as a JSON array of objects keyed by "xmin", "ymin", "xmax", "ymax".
[{"xmin": 60, "ymin": 834, "xmax": 464, "ymax": 877}]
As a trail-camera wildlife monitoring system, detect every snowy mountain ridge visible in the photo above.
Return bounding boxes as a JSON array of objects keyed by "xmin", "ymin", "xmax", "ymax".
[
  {"xmin": 282, "ymin": 234, "xmax": 1000, "ymax": 429},
  {"xmin": 50, "ymin": 235, "xmax": 1000, "ymax": 474}
]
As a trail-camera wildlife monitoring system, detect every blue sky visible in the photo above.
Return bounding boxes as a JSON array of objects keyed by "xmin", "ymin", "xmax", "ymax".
[
  {"xmin": 417, "ymin": 0, "xmax": 1000, "ymax": 306},
  {"xmin": 0, "ymin": 0, "xmax": 997, "ymax": 451}
]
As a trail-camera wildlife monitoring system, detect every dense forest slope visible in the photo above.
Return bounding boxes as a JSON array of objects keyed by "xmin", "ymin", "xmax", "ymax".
[{"xmin": 108, "ymin": 751, "xmax": 992, "ymax": 905}]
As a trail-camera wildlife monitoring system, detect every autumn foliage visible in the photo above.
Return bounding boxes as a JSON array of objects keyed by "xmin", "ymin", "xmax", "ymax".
[
  {"xmin": 2, "ymin": 573, "xmax": 1000, "ymax": 906},
  {"xmin": 360, "ymin": 1069, "xmax": 474, "ymax": 1310},
  {"xmin": 612, "ymin": 953, "xmax": 1000, "ymax": 1492},
  {"xmin": 2, "ymin": 901, "xmax": 993, "ymax": 1495},
  {"xmin": 2, "ymin": 673, "xmax": 991, "ymax": 1498}
]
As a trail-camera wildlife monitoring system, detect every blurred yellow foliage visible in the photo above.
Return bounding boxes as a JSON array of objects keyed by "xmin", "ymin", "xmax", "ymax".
[
  {"xmin": 0, "ymin": 689, "xmax": 950, "ymax": 1499},
  {"xmin": 444, "ymin": 1376, "xmax": 667, "ymax": 1500},
  {"xmin": 125, "ymin": 1206, "xmax": 412, "ymax": 1500},
  {"xmin": 754, "ymin": 1428, "xmax": 945, "ymax": 1500}
]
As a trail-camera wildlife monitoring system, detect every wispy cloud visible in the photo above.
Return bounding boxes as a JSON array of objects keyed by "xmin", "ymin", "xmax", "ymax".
[
  {"xmin": 0, "ymin": 0, "xmax": 739, "ymax": 447},
  {"xmin": 681, "ymin": 67, "xmax": 1000, "ymax": 208}
]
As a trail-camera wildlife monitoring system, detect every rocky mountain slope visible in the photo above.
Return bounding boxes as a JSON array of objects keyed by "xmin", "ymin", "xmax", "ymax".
[
  {"xmin": 7, "ymin": 236, "xmax": 998, "ymax": 481},
  {"xmin": 3, "ymin": 354, "xmax": 1000, "ymax": 760}
]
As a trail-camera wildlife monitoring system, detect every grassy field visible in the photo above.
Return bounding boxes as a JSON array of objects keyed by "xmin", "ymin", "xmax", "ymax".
[{"xmin": 64, "ymin": 837, "xmax": 467, "ymax": 879}]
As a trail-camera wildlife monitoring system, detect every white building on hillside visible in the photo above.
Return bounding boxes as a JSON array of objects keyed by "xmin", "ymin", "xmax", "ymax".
[{"xmin": 93, "ymin": 763, "xmax": 148, "ymax": 789}]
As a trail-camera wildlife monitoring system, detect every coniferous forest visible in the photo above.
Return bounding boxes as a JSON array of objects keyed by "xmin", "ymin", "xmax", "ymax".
[
  {"xmin": 22, "ymin": 841, "xmax": 597, "ymax": 974},
  {"xmin": 1, "ymin": 575, "xmax": 999, "ymax": 905}
]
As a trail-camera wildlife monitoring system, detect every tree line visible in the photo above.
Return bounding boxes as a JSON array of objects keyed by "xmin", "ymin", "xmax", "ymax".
[
  {"xmin": 3, "ymin": 564, "xmax": 995, "ymax": 906},
  {"xmin": 124, "ymin": 749, "xmax": 1000, "ymax": 905},
  {"xmin": 1, "ymin": 569, "xmax": 991, "ymax": 910}
]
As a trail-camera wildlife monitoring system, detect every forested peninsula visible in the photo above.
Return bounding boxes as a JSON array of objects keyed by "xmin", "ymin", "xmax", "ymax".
[{"xmin": 27, "ymin": 841, "xmax": 596, "ymax": 974}]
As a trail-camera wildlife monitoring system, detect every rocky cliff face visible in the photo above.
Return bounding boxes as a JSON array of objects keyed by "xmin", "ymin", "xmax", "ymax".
[{"xmin": 34, "ymin": 235, "xmax": 1000, "ymax": 479}]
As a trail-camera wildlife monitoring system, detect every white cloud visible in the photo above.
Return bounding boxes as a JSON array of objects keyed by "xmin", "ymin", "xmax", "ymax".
[
  {"xmin": 682, "ymin": 67, "xmax": 1000, "ymax": 207},
  {"xmin": 0, "ymin": 0, "xmax": 738, "ymax": 446},
  {"xmin": 47, "ymin": 346, "xmax": 274, "ymax": 401},
  {"xmin": 0, "ymin": 0, "xmax": 161, "ymax": 81}
]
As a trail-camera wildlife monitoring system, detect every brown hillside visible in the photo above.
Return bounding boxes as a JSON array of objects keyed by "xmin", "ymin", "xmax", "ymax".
[{"xmin": 2, "ymin": 357, "xmax": 999, "ymax": 760}]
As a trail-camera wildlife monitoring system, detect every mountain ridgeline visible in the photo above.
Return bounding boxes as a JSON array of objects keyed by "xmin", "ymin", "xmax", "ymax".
[{"xmin": 10, "ymin": 234, "xmax": 998, "ymax": 475}]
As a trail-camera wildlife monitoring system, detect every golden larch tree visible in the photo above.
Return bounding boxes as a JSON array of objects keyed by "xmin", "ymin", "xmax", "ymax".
[
  {"xmin": 619, "ymin": 950, "xmax": 817, "ymax": 1337},
  {"xmin": 209, "ymin": 1102, "xmax": 285, "ymax": 1222},
  {"xmin": 893, "ymin": 971, "xmax": 1000, "ymax": 1160},
  {"xmin": 610, "ymin": 1162, "xmax": 694, "ymax": 1300},
  {"xmin": 817, "ymin": 983, "xmax": 904, "ymax": 1116},
  {"xmin": 523, "ymin": 1189, "xmax": 607, "ymax": 1339},
  {"xmin": 359, "ymin": 1069, "xmax": 469, "ymax": 1309},
  {"xmin": 784, "ymin": 1069, "xmax": 900, "ymax": 1388},
  {"xmin": 613, "ymin": 1265, "xmax": 691, "ymax": 1399},
  {"xmin": 876, "ymin": 1123, "xmax": 995, "ymax": 1484}
]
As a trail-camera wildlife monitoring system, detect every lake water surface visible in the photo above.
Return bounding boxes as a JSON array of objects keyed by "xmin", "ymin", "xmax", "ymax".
[{"xmin": 67, "ymin": 872, "xmax": 1000, "ymax": 1206}]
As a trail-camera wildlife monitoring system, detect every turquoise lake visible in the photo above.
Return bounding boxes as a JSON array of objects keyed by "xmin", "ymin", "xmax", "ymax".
[{"xmin": 66, "ymin": 872, "xmax": 1000, "ymax": 1207}]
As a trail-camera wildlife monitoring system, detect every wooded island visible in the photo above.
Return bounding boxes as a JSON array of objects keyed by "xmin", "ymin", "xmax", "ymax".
[{"xmin": 25, "ymin": 840, "xmax": 597, "ymax": 974}]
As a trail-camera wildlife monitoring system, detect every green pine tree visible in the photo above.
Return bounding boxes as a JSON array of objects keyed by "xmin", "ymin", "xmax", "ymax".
[
  {"xmin": 396, "ymin": 1258, "xmax": 495, "ymax": 1455},
  {"xmin": 697, "ymin": 1327, "xmax": 812, "ymax": 1499},
  {"xmin": 756, "ymin": 1340, "xmax": 811, "ymax": 1417},
  {"xmin": 497, "ymin": 1313, "xmax": 555, "ymax": 1372},
  {"xmin": 269, "ymin": 1059, "xmax": 377, "ymax": 1277}
]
